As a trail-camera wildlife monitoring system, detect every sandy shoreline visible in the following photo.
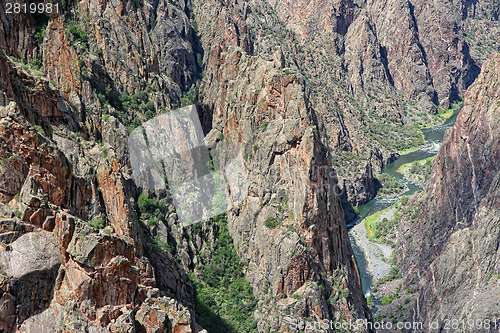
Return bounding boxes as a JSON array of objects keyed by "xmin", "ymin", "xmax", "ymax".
[{"xmin": 350, "ymin": 220, "xmax": 393, "ymax": 281}]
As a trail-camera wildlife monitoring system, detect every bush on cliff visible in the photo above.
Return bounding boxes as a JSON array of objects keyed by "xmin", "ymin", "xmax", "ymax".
[{"xmin": 190, "ymin": 214, "xmax": 258, "ymax": 333}]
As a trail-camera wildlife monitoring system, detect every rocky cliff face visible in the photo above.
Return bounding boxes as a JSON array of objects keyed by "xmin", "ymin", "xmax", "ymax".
[
  {"xmin": 238, "ymin": 0, "xmax": 488, "ymax": 206},
  {"xmin": 460, "ymin": 0, "xmax": 500, "ymax": 65},
  {"xmin": 0, "ymin": 2, "xmax": 206, "ymax": 331},
  {"xmin": 1, "ymin": 0, "xmax": 499, "ymax": 331},
  {"xmin": 0, "ymin": 52, "xmax": 204, "ymax": 333},
  {"xmin": 190, "ymin": 1, "xmax": 375, "ymax": 330},
  {"xmin": 1, "ymin": 0, "xmax": 373, "ymax": 331},
  {"xmin": 397, "ymin": 52, "xmax": 500, "ymax": 331},
  {"xmin": 202, "ymin": 45, "xmax": 370, "ymax": 330}
]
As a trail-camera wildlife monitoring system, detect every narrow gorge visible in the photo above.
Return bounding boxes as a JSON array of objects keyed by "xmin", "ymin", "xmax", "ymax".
[{"xmin": 0, "ymin": 0, "xmax": 499, "ymax": 332}]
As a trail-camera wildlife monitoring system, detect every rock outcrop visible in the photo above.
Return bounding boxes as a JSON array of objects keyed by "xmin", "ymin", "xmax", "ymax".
[
  {"xmin": 460, "ymin": 0, "xmax": 500, "ymax": 65},
  {"xmin": 397, "ymin": 52, "xmax": 500, "ymax": 331},
  {"xmin": 0, "ymin": 47, "xmax": 203, "ymax": 332},
  {"xmin": 1, "ymin": 0, "xmax": 499, "ymax": 331},
  {"xmin": 198, "ymin": 43, "xmax": 370, "ymax": 333}
]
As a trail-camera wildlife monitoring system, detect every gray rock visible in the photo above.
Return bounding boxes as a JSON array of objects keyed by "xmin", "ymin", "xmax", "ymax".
[{"xmin": 0, "ymin": 231, "xmax": 60, "ymax": 278}]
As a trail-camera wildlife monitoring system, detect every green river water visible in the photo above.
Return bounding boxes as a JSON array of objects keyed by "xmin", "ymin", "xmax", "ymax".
[{"xmin": 348, "ymin": 110, "xmax": 460, "ymax": 298}]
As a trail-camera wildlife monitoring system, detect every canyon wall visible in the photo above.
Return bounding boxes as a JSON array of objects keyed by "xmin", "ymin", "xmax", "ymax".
[
  {"xmin": 397, "ymin": 52, "xmax": 500, "ymax": 331},
  {"xmin": 1, "ymin": 0, "xmax": 499, "ymax": 331},
  {"xmin": 1, "ymin": 0, "xmax": 372, "ymax": 331}
]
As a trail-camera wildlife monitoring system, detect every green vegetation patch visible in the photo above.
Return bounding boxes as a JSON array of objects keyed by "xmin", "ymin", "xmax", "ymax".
[
  {"xmin": 88, "ymin": 217, "xmax": 104, "ymax": 229},
  {"xmin": 190, "ymin": 214, "xmax": 257, "ymax": 333},
  {"xmin": 66, "ymin": 19, "xmax": 89, "ymax": 50},
  {"xmin": 264, "ymin": 216, "xmax": 282, "ymax": 229},
  {"xmin": 376, "ymin": 255, "xmax": 402, "ymax": 285},
  {"xmin": 397, "ymin": 156, "xmax": 434, "ymax": 184},
  {"xmin": 364, "ymin": 205, "xmax": 390, "ymax": 241},
  {"xmin": 180, "ymin": 85, "xmax": 198, "ymax": 107},
  {"xmin": 363, "ymin": 200, "xmax": 405, "ymax": 246},
  {"xmin": 381, "ymin": 292, "xmax": 398, "ymax": 306},
  {"xmin": 435, "ymin": 99, "xmax": 463, "ymax": 122},
  {"xmin": 397, "ymin": 156, "xmax": 434, "ymax": 173},
  {"xmin": 365, "ymin": 117, "xmax": 425, "ymax": 153},
  {"xmin": 397, "ymin": 146, "xmax": 420, "ymax": 155},
  {"xmin": 137, "ymin": 193, "xmax": 165, "ymax": 226},
  {"xmin": 377, "ymin": 173, "xmax": 405, "ymax": 197},
  {"xmin": 436, "ymin": 108, "xmax": 454, "ymax": 121}
]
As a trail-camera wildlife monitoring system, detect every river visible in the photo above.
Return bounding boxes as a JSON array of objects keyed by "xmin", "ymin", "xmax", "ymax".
[{"xmin": 348, "ymin": 110, "xmax": 460, "ymax": 298}]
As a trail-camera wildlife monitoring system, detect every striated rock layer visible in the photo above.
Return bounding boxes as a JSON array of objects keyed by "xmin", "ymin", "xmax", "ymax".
[
  {"xmin": 1, "ymin": 0, "xmax": 372, "ymax": 331},
  {"xmin": 202, "ymin": 45, "xmax": 370, "ymax": 331},
  {"xmin": 239, "ymin": 0, "xmax": 488, "ymax": 206},
  {"xmin": 0, "ymin": 45, "xmax": 204, "ymax": 333},
  {"xmin": 191, "ymin": 0, "xmax": 372, "ymax": 330},
  {"xmin": 397, "ymin": 52, "xmax": 500, "ymax": 331},
  {"xmin": 1, "ymin": 0, "xmax": 498, "ymax": 331}
]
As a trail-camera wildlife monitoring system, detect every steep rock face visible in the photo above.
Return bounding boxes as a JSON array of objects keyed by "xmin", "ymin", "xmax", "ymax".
[
  {"xmin": 0, "ymin": 0, "xmax": 199, "ymax": 129},
  {"xmin": 197, "ymin": 31, "xmax": 369, "ymax": 333},
  {"xmin": 0, "ymin": 4, "xmax": 38, "ymax": 62},
  {"xmin": 410, "ymin": 0, "xmax": 479, "ymax": 104},
  {"xmin": 234, "ymin": 0, "xmax": 484, "ymax": 207},
  {"xmin": 191, "ymin": 1, "xmax": 373, "ymax": 330},
  {"xmin": 1, "ymin": 1, "xmax": 376, "ymax": 332},
  {"xmin": 459, "ymin": 0, "xmax": 500, "ymax": 65},
  {"xmin": 43, "ymin": 16, "xmax": 83, "ymax": 102},
  {"xmin": 0, "ymin": 103, "xmax": 91, "ymax": 219},
  {"xmin": 0, "ymin": 50, "xmax": 203, "ymax": 333},
  {"xmin": 72, "ymin": 0, "xmax": 196, "ymax": 90},
  {"xmin": 397, "ymin": 53, "xmax": 500, "ymax": 330},
  {"xmin": 267, "ymin": 0, "xmax": 479, "ymax": 106},
  {"xmin": 366, "ymin": 0, "xmax": 435, "ymax": 106},
  {"xmin": 2, "ymin": 0, "xmax": 497, "ymax": 331},
  {"xmin": 1, "ymin": 1, "xmax": 221, "ymax": 331}
]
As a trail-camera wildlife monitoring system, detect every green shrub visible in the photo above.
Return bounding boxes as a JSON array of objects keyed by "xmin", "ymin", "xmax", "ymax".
[
  {"xmin": 377, "ymin": 173, "xmax": 404, "ymax": 196},
  {"xmin": 180, "ymin": 85, "xmax": 198, "ymax": 107},
  {"xmin": 67, "ymin": 19, "xmax": 89, "ymax": 49},
  {"xmin": 137, "ymin": 193, "xmax": 165, "ymax": 224},
  {"xmin": 147, "ymin": 216, "xmax": 159, "ymax": 226},
  {"xmin": 100, "ymin": 144, "xmax": 108, "ymax": 158},
  {"xmin": 265, "ymin": 216, "xmax": 281, "ymax": 229},
  {"xmin": 154, "ymin": 237, "xmax": 172, "ymax": 252},
  {"xmin": 29, "ymin": 58, "xmax": 42, "ymax": 70},
  {"xmin": 190, "ymin": 214, "xmax": 257, "ymax": 333},
  {"xmin": 377, "ymin": 265, "xmax": 402, "ymax": 285},
  {"xmin": 34, "ymin": 125, "xmax": 44, "ymax": 135},
  {"xmin": 381, "ymin": 293, "xmax": 398, "ymax": 306},
  {"xmin": 35, "ymin": 26, "xmax": 46, "ymax": 43},
  {"xmin": 88, "ymin": 218, "xmax": 104, "ymax": 229}
]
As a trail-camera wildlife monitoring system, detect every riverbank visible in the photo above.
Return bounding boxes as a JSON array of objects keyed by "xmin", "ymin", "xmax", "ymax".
[
  {"xmin": 350, "ymin": 201, "xmax": 401, "ymax": 282},
  {"xmin": 396, "ymin": 156, "xmax": 435, "ymax": 188},
  {"xmin": 349, "ymin": 107, "xmax": 461, "ymax": 310},
  {"xmin": 350, "ymin": 220, "xmax": 393, "ymax": 281}
]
